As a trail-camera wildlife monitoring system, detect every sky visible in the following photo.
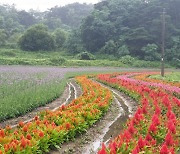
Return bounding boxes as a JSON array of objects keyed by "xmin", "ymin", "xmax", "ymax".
[{"xmin": 0, "ymin": 0, "xmax": 100, "ymax": 11}]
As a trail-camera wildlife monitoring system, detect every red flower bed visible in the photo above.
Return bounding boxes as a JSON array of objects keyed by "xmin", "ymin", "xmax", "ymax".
[
  {"xmin": 0, "ymin": 76, "xmax": 113, "ymax": 153},
  {"xmin": 97, "ymin": 72, "xmax": 180, "ymax": 154}
]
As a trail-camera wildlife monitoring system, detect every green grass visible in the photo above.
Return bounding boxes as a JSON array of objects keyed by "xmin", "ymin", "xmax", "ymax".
[
  {"xmin": 149, "ymin": 72, "xmax": 180, "ymax": 82},
  {"xmin": 0, "ymin": 48, "xmax": 173, "ymax": 68},
  {"xmin": 0, "ymin": 73, "xmax": 67, "ymax": 121}
]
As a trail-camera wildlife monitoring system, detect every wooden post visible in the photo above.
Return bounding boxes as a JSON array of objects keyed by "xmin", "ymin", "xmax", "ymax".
[{"xmin": 161, "ymin": 8, "xmax": 165, "ymax": 77}]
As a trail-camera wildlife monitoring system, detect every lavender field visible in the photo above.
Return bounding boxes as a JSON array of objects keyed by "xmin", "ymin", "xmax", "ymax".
[{"xmin": 0, "ymin": 65, "xmax": 125, "ymax": 121}]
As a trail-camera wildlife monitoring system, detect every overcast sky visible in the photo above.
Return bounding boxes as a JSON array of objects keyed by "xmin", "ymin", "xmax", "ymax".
[{"xmin": 0, "ymin": 0, "xmax": 100, "ymax": 11}]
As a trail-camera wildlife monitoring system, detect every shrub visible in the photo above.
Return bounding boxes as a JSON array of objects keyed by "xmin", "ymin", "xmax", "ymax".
[
  {"xmin": 76, "ymin": 51, "xmax": 95, "ymax": 60},
  {"xmin": 119, "ymin": 55, "xmax": 135, "ymax": 65},
  {"xmin": 18, "ymin": 24, "xmax": 55, "ymax": 51},
  {"xmin": 49, "ymin": 57, "xmax": 66, "ymax": 65}
]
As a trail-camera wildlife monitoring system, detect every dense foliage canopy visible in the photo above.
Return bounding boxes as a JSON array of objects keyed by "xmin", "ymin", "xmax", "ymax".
[{"xmin": 80, "ymin": 0, "xmax": 180, "ymax": 61}]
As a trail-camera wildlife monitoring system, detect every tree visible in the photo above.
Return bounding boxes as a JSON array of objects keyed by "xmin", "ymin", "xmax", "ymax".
[
  {"xmin": 0, "ymin": 29, "xmax": 7, "ymax": 46},
  {"xmin": 18, "ymin": 24, "xmax": 55, "ymax": 51},
  {"xmin": 53, "ymin": 28, "xmax": 67, "ymax": 48},
  {"xmin": 142, "ymin": 44, "xmax": 160, "ymax": 61}
]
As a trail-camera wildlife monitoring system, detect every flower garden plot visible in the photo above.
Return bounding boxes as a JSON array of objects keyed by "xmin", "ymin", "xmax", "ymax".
[
  {"xmin": 0, "ymin": 76, "xmax": 113, "ymax": 153},
  {"xmin": 97, "ymin": 72, "xmax": 180, "ymax": 154}
]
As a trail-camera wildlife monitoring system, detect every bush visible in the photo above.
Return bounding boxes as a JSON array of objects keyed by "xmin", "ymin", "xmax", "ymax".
[
  {"xmin": 0, "ymin": 50, "xmax": 16, "ymax": 57},
  {"xmin": 18, "ymin": 24, "xmax": 55, "ymax": 51},
  {"xmin": 119, "ymin": 55, "xmax": 135, "ymax": 65},
  {"xmin": 49, "ymin": 57, "xmax": 66, "ymax": 65},
  {"xmin": 76, "ymin": 52, "xmax": 95, "ymax": 60}
]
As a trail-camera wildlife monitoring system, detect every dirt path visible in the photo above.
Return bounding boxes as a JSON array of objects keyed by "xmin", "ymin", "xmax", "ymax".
[
  {"xmin": 50, "ymin": 80, "xmax": 137, "ymax": 154},
  {"xmin": 0, "ymin": 79, "xmax": 81, "ymax": 128}
]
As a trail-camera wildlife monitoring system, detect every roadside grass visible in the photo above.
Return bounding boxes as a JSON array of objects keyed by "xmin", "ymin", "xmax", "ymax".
[{"xmin": 149, "ymin": 72, "xmax": 180, "ymax": 82}]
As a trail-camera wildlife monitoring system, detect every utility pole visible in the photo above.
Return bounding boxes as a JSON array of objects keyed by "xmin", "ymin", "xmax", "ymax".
[{"xmin": 161, "ymin": 8, "xmax": 165, "ymax": 77}]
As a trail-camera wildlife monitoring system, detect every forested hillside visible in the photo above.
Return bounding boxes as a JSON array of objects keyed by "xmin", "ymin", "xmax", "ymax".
[
  {"xmin": 79, "ymin": 0, "xmax": 180, "ymax": 62},
  {"xmin": 0, "ymin": 3, "xmax": 93, "ymax": 48}
]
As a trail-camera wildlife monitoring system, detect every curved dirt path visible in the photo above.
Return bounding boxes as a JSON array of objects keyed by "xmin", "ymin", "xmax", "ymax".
[
  {"xmin": 50, "ymin": 79, "xmax": 137, "ymax": 154},
  {"xmin": 0, "ymin": 79, "xmax": 81, "ymax": 128}
]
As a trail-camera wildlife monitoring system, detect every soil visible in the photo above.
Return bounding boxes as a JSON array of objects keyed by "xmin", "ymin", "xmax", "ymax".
[{"xmin": 50, "ymin": 80, "xmax": 137, "ymax": 154}]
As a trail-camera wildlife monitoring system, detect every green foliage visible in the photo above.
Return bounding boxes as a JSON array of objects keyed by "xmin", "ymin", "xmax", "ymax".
[
  {"xmin": 0, "ymin": 74, "xmax": 67, "ymax": 121},
  {"xmin": 46, "ymin": 3, "xmax": 93, "ymax": 28},
  {"xmin": 80, "ymin": 0, "xmax": 180, "ymax": 60},
  {"xmin": 119, "ymin": 55, "xmax": 136, "ymax": 65},
  {"xmin": 76, "ymin": 51, "xmax": 95, "ymax": 60},
  {"xmin": 117, "ymin": 45, "xmax": 130, "ymax": 57},
  {"xmin": 18, "ymin": 24, "xmax": 55, "ymax": 51},
  {"xmin": 49, "ymin": 56, "xmax": 66, "ymax": 65},
  {"xmin": 65, "ymin": 30, "xmax": 85, "ymax": 54},
  {"xmin": 150, "ymin": 72, "xmax": 180, "ymax": 82},
  {"xmin": 142, "ymin": 43, "xmax": 160, "ymax": 61},
  {"xmin": 100, "ymin": 40, "xmax": 117, "ymax": 55},
  {"xmin": 53, "ymin": 28, "xmax": 68, "ymax": 48},
  {"xmin": 0, "ymin": 29, "xmax": 7, "ymax": 46}
]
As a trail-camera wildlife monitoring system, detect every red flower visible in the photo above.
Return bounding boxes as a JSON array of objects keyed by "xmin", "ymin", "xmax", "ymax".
[
  {"xmin": 39, "ymin": 131, "xmax": 44, "ymax": 138},
  {"xmin": 0, "ymin": 129, "xmax": 5, "ymax": 138},
  {"xmin": 152, "ymin": 114, "xmax": 160, "ymax": 126},
  {"xmin": 155, "ymin": 105, "xmax": 161, "ymax": 115},
  {"xmin": 18, "ymin": 121, "xmax": 24, "ymax": 127},
  {"xmin": 138, "ymin": 136, "xmax": 145, "ymax": 149},
  {"xmin": 26, "ymin": 134, "xmax": 32, "ymax": 140},
  {"xmin": 20, "ymin": 137, "xmax": 27, "ymax": 148},
  {"xmin": 23, "ymin": 126, "xmax": 28, "ymax": 132},
  {"xmin": 148, "ymin": 123, "xmax": 157, "ymax": 133},
  {"xmin": 165, "ymin": 132, "xmax": 174, "ymax": 146},
  {"xmin": 145, "ymin": 133, "xmax": 152, "ymax": 141},
  {"xmin": 128, "ymin": 123, "xmax": 136, "ymax": 135},
  {"xmin": 132, "ymin": 145, "xmax": 140, "ymax": 154},
  {"xmin": 160, "ymin": 144, "xmax": 169, "ymax": 154},
  {"xmin": 167, "ymin": 120, "xmax": 176, "ymax": 134},
  {"xmin": 98, "ymin": 143, "xmax": 107, "ymax": 154},
  {"xmin": 109, "ymin": 141, "xmax": 117, "ymax": 154}
]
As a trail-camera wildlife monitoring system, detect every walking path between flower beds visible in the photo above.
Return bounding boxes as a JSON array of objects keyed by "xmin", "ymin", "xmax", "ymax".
[
  {"xmin": 50, "ymin": 79, "xmax": 137, "ymax": 154},
  {"xmin": 0, "ymin": 79, "xmax": 81, "ymax": 128}
]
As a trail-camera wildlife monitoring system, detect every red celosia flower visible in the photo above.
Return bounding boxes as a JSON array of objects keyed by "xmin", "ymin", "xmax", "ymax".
[
  {"xmin": 20, "ymin": 137, "xmax": 27, "ymax": 148},
  {"xmin": 39, "ymin": 131, "xmax": 44, "ymax": 138},
  {"xmin": 98, "ymin": 143, "xmax": 107, "ymax": 154},
  {"xmin": 160, "ymin": 144, "xmax": 169, "ymax": 154},
  {"xmin": 155, "ymin": 105, "xmax": 161, "ymax": 115},
  {"xmin": 128, "ymin": 123, "xmax": 136, "ymax": 135},
  {"xmin": 23, "ymin": 126, "xmax": 28, "ymax": 132},
  {"xmin": 34, "ymin": 116, "xmax": 38, "ymax": 121},
  {"xmin": 165, "ymin": 132, "xmax": 174, "ymax": 146},
  {"xmin": 152, "ymin": 114, "xmax": 160, "ymax": 126},
  {"xmin": 167, "ymin": 120, "xmax": 176, "ymax": 134},
  {"xmin": 132, "ymin": 145, "xmax": 140, "ymax": 154},
  {"xmin": 148, "ymin": 123, "xmax": 157, "ymax": 133},
  {"xmin": 18, "ymin": 121, "xmax": 24, "ymax": 127},
  {"xmin": 26, "ymin": 134, "xmax": 32, "ymax": 140},
  {"xmin": 65, "ymin": 123, "xmax": 71, "ymax": 130},
  {"xmin": 145, "ymin": 133, "xmax": 152, "ymax": 141},
  {"xmin": 0, "ymin": 129, "xmax": 5, "ymax": 138},
  {"xmin": 109, "ymin": 141, "xmax": 117, "ymax": 154},
  {"xmin": 138, "ymin": 136, "xmax": 145, "ymax": 149},
  {"xmin": 123, "ymin": 130, "xmax": 132, "ymax": 141}
]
